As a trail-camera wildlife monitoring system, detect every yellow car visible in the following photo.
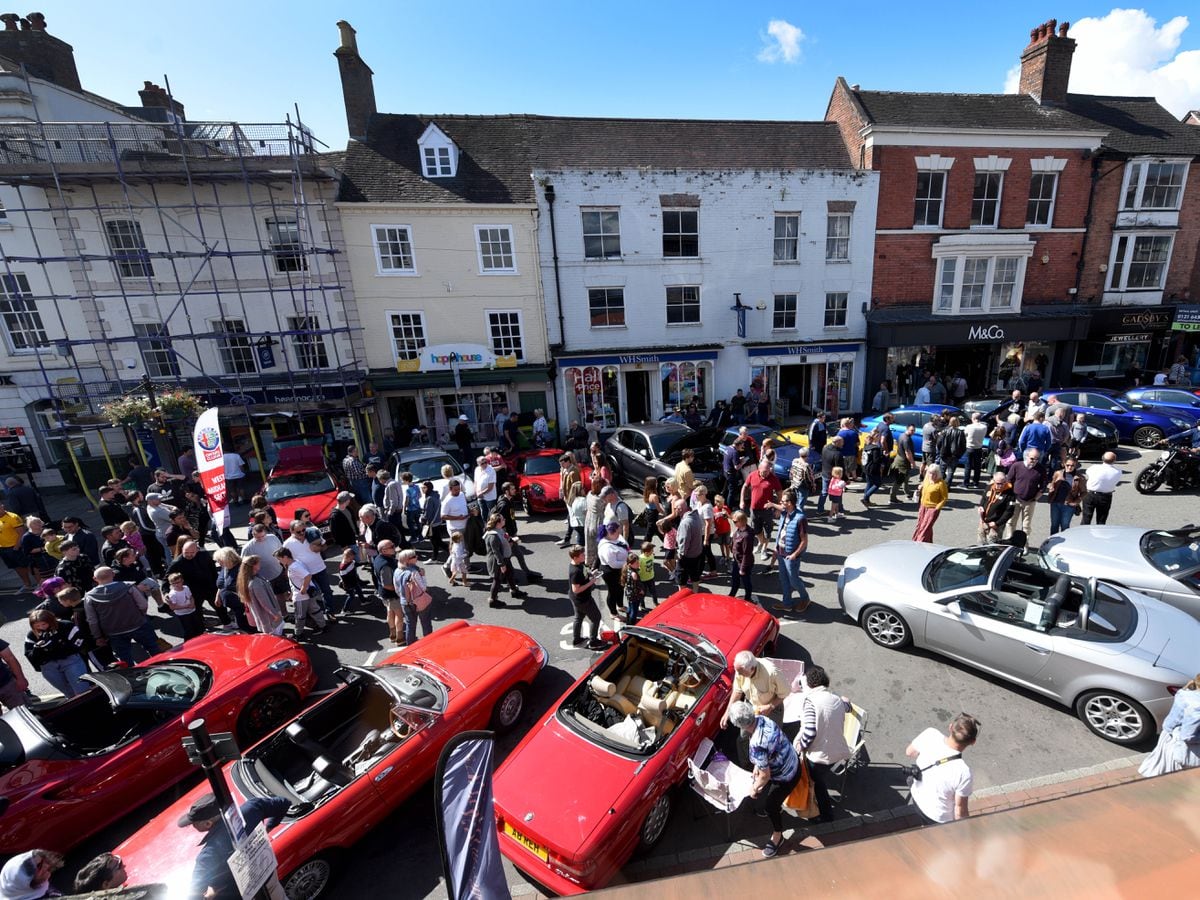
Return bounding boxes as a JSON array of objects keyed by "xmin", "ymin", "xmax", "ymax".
[{"xmin": 776, "ymin": 425, "xmax": 809, "ymax": 449}]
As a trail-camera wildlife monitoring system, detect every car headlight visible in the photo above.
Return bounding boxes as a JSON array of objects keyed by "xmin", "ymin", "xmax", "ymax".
[
  {"xmin": 1169, "ymin": 417, "xmax": 1191, "ymax": 429},
  {"xmin": 1085, "ymin": 426, "xmax": 1105, "ymax": 438},
  {"xmin": 530, "ymin": 484, "xmax": 545, "ymax": 495},
  {"xmin": 268, "ymin": 658, "xmax": 302, "ymax": 672}
]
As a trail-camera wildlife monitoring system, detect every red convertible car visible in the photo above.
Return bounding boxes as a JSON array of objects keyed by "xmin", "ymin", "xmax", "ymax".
[
  {"xmin": 117, "ymin": 621, "xmax": 546, "ymax": 899},
  {"xmin": 493, "ymin": 590, "xmax": 779, "ymax": 895},
  {"xmin": 513, "ymin": 449, "xmax": 591, "ymax": 513},
  {"xmin": 265, "ymin": 445, "xmax": 345, "ymax": 527},
  {"xmin": 0, "ymin": 633, "xmax": 314, "ymax": 855}
]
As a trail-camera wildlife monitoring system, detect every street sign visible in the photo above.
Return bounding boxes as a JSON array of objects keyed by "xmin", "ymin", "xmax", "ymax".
[{"xmin": 228, "ymin": 822, "xmax": 282, "ymax": 898}]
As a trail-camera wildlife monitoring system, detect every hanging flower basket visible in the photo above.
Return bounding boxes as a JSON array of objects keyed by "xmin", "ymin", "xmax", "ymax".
[
  {"xmin": 101, "ymin": 395, "xmax": 157, "ymax": 427},
  {"xmin": 156, "ymin": 389, "xmax": 205, "ymax": 421}
]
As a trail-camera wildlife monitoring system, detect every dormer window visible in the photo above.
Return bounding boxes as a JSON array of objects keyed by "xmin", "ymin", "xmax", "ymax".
[{"xmin": 417, "ymin": 123, "xmax": 458, "ymax": 178}]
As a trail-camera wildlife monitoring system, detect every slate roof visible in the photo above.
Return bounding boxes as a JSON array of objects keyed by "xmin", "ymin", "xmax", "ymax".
[
  {"xmin": 338, "ymin": 114, "xmax": 852, "ymax": 204},
  {"xmin": 851, "ymin": 87, "xmax": 1200, "ymax": 157}
]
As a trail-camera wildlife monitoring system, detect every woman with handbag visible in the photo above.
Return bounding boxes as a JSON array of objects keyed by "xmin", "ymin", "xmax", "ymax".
[{"xmin": 395, "ymin": 549, "xmax": 434, "ymax": 646}]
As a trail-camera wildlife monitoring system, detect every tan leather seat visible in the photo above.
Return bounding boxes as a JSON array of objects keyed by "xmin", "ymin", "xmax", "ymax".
[{"xmin": 592, "ymin": 675, "xmax": 636, "ymax": 716}]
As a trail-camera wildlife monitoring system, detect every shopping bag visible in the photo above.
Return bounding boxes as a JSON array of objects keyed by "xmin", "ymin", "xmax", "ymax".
[{"xmin": 784, "ymin": 758, "xmax": 820, "ymax": 818}]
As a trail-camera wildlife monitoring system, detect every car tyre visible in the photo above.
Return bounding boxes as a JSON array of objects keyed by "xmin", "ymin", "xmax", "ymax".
[
  {"xmin": 283, "ymin": 852, "xmax": 338, "ymax": 900},
  {"xmin": 237, "ymin": 686, "xmax": 301, "ymax": 748},
  {"xmin": 1135, "ymin": 465, "xmax": 1165, "ymax": 494},
  {"xmin": 860, "ymin": 605, "xmax": 912, "ymax": 650},
  {"xmin": 1133, "ymin": 426, "xmax": 1164, "ymax": 449},
  {"xmin": 490, "ymin": 684, "xmax": 527, "ymax": 734},
  {"xmin": 637, "ymin": 791, "xmax": 672, "ymax": 852},
  {"xmin": 1074, "ymin": 690, "xmax": 1153, "ymax": 746}
]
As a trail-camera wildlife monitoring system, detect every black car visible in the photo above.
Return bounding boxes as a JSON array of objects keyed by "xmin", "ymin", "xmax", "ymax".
[
  {"xmin": 604, "ymin": 423, "xmax": 725, "ymax": 494},
  {"xmin": 960, "ymin": 397, "xmax": 1119, "ymax": 458}
]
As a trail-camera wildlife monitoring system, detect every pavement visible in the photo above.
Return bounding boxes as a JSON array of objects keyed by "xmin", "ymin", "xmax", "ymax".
[{"xmin": 0, "ymin": 442, "xmax": 1181, "ymax": 897}]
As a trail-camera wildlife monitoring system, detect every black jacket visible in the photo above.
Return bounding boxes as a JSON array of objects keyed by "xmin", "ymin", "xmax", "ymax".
[
  {"xmin": 166, "ymin": 551, "xmax": 218, "ymax": 599},
  {"xmin": 24, "ymin": 623, "xmax": 85, "ymax": 669},
  {"xmin": 938, "ymin": 427, "xmax": 967, "ymax": 463}
]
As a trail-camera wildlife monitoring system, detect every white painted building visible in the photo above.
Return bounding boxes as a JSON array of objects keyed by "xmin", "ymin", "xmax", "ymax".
[{"xmin": 530, "ymin": 119, "xmax": 877, "ymax": 426}]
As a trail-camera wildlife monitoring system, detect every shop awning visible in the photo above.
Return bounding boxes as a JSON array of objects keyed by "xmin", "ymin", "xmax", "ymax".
[{"xmin": 369, "ymin": 364, "xmax": 552, "ymax": 392}]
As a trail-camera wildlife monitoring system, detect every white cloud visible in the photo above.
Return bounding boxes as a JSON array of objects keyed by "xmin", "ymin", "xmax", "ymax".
[
  {"xmin": 1004, "ymin": 9, "xmax": 1200, "ymax": 116},
  {"xmin": 757, "ymin": 19, "xmax": 804, "ymax": 64}
]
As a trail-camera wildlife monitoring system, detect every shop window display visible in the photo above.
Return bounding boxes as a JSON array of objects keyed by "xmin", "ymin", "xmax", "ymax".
[
  {"xmin": 565, "ymin": 365, "xmax": 619, "ymax": 430},
  {"xmin": 660, "ymin": 361, "xmax": 710, "ymax": 412}
]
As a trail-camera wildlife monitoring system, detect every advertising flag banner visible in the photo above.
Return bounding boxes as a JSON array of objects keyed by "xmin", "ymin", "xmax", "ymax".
[
  {"xmin": 435, "ymin": 731, "xmax": 510, "ymax": 900},
  {"xmin": 193, "ymin": 407, "xmax": 230, "ymax": 531}
]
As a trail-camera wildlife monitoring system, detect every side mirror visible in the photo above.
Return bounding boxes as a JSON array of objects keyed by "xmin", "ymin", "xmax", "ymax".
[{"xmin": 934, "ymin": 596, "xmax": 961, "ymax": 613}]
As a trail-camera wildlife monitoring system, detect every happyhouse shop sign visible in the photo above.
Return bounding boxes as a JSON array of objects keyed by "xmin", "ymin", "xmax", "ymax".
[{"xmin": 419, "ymin": 343, "xmax": 497, "ymax": 373}]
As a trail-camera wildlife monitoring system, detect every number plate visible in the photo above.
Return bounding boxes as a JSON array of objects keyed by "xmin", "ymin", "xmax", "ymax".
[{"xmin": 504, "ymin": 822, "xmax": 549, "ymax": 862}]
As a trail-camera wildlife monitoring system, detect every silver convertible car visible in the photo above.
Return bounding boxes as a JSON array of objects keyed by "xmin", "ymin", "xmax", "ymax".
[
  {"xmin": 837, "ymin": 542, "xmax": 1200, "ymax": 745},
  {"xmin": 1041, "ymin": 526, "xmax": 1199, "ymax": 620}
]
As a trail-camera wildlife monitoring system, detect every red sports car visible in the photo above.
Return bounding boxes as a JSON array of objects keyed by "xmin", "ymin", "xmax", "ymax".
[
  {"xmin": 493, "ymin": 590, "xmax": 778, "ymax": 895},
  {"xmin": 513, "ymin": 449, "xmax": 591, "ymax": 513},
  {"xmin": 0, "ymin": 633, "xmax": 314, "ymax": 855},
  {"xmin": 117, "ymin": 621, "xmax": 546, "ymax": 899},
  {"xmin": 265, "ymin": 445, "xmax": 345, "ymax": 527}
]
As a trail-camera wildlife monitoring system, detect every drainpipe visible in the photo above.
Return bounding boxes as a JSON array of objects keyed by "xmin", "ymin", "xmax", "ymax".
[
  {"xmin": 543, "ymin": 183, "xmax": 566, "ymax": 441},
  {"xmin": 1073, "ymin": 154, "xmax": 1102, "ymax": 299}
]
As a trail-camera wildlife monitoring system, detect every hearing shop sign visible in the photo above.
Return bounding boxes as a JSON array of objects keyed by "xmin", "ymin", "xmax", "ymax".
[{"xmin": 967, "ymin": 324, "xmax": 1007, "ymax": 341}]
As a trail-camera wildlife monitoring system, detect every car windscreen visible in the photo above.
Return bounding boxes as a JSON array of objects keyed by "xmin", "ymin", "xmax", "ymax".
[
  {"xmin": 92, "ymin": 663, "xmax": 210, "ymax": 708},
  {"xmin": 401, "ymin": 455, "xmax": 460, "ymax": 481},
  {"xmin": 371, "ymin": 664, "xmax": 448, "ymax": 712},
  {"xmin": 649, "ymin": 432, "xmax": 686, "ymax": 456},
  {"xmin": 266, "ymin": 471, "xmax": 335, "ymax": 502},
  {"xmin": 1141, "ymin": 529, "xmax": 1200, "ymax": 580},
  {"xmin": 523, "ymin": 456, "xmax": 560, "ymax": 476},
  {"xmin": 923, "ymin": 546, "xmax": 1008, "ymax": 594}
]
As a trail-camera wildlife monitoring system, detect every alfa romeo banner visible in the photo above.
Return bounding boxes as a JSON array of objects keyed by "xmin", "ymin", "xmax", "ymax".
[
  {"xmin": 434, "ymin": 731, "xmax": 510, "ymax": 900},
  {"xmin": 192, "ymin": 407, "xmax": 230, "ymax": 530}
]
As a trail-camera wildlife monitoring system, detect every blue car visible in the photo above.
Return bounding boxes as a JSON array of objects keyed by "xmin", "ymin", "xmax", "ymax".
[
  {"xmin": 1044, "ymin": 389, "xmax": 1194, "ymax": 448},
  {"xmin": 719, "ymin": 425, "xmax": 801, "ymax": 484},
  {"xmin": 860, "ymin": 404, "xmax": 973, "ymax": 461},
  {"xmin": 1123, "ymin": 386, "xmax": 1200, "ymax": 417}
]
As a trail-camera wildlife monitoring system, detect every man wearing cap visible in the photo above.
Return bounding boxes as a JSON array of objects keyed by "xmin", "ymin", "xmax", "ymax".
[
  {"xmin": 452, "ymin": 414, "xmax": 474, "ymax": 465},
  {"xmin": 283, "ymin": 521, "xmax": 336, "ymax": 618},
  {"xmin": 144, "ymin": 493, "xmax": 176, "ymax": 555},
  {"xmin": 180, "ymin": 792, "xmax": 292, "ymax": 900}
]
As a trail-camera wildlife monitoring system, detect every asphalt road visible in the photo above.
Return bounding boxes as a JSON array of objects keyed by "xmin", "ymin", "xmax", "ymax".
[{"xmin": 0, "ymin": 442, "xmax": 1184, "ymax": 897}]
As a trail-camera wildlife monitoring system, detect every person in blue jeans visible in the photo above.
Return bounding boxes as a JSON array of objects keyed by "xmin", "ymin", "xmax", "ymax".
[
  {"xmin": 1047, "ymin": 459, "xmax": 1084, "ymax": 534},
  {"xmin": 83, "ymin": 570, "xmax": 161, "ymax": 666},
  {"xmin": 771, "ymin": 491, "xmax": 810, "ymax": 614},
  {"xmin": 815, "ymin": 437, "xmax": 843, "ymax": 516}
]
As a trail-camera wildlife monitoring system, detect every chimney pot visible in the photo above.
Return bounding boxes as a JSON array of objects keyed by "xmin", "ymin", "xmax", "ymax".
[
  {"xmin": 336, "ymin": 20, "xmax": 357, "ymax": 52},
  {"xmin": 1048, "ymin": 18, "xmax": 1057, "ymax": 34},
  {"xmin": 0, "ymin": 14, "xmax": 19, "ymax": 31},
  {"xmin": 18, "ymin": 15, "xmax": 29, "ymax": 30},
  {"xmin": 1058, "ymin": 21, "xmax": 1069, "ymax": 37},
  {"xmin": 26, "ymin": 11, "xmax": 45, "ymax": 31},
  {"xmin": 1018, "ymin": 15, "xmax": 1076, "ymax": 106}
]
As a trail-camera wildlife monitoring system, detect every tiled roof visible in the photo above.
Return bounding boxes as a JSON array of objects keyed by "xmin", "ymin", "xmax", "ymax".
[
  {"xmin": 337, "ymin": 114, "xmax": 852, "ymax": 204},
  {"xmin": 851, "ymin": 88, "xmax": 1200, "ymax": 157}
]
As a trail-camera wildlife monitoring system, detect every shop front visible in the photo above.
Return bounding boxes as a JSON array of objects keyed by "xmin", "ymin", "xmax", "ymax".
[
  {"xmin": 743, "ymin": 342, "xmax": 863, "ymax": 418},
  {"xmin": 373, "ymin": 342, "xmax": 552, "ymax": 447},
  {"xmin": 866, "ymin": 307, "xmax": 1092, "ymax": 402},
  {"xmin": 556, "ymin": 348, "xmax": 720, "ymax": 429},
  {"xmin": 1074, "ymin": 305, "xmax": 1177, "ymax": 386}
]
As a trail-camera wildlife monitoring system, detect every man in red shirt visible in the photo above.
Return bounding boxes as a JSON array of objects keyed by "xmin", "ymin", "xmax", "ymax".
[{"xmin": 740, "ymin": 461, "xmax": 782, "ymax": 561}]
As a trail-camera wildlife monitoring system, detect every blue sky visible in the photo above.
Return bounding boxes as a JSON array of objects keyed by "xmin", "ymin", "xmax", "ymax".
[{"xmin": 44, "ymin": 2, "xmax": 1200, "ymax": 150}]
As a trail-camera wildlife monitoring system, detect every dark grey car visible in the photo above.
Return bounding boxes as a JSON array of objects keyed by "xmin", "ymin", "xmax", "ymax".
[{"xmin": 604, "ymin": 424, "xmax": 725, "ymax": 494}]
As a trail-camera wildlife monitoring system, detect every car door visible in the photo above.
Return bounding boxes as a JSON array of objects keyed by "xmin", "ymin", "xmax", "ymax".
[
  {"xmin": 924, "ymin": 591, "xmax": 1054, "ymax": 690},
  {"xmin": 622, "ymin": 431, "xmax": 653, "ymax": 485}
]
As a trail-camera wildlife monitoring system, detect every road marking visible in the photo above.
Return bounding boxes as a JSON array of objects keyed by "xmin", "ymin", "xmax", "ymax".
[{"xmin": 365, "ymin": 650, "xmax": 379, "ymax": 666}]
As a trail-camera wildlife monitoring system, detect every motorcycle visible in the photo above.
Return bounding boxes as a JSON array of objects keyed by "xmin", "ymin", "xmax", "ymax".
[{"xmin": 1135, "ymin": 443, "xmax": 1200, "ymax": 493}]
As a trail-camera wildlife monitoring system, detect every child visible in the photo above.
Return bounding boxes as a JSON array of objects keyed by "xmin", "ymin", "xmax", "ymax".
[
  {"xmin": 622, "ymin": 552, "xmax": 646, "ymax": 626},
  {"xmin": 337, "ymin": 547, "xmax": 366, "ymax": 615},
  {"xmin": 402, "ymin": 472, "xmax": 423, "ymax": 545},
  {"xmin": 729, "ymin": 510, "xmax": 755, "ymax": 603},
  {"xmin": 42, "ymin": 527, "xmax": 64, "ymax": 562},
  {"xmin": 712, "ymin": 494, "xmax": 732, "ymax": 560},
  {"xmin": 166, "ymin": 572, "xmax": 204, "ymax": 639},
  {"xmin": 447, "ymin": 531, "xmax": 469, "ymax": 587},
  {"xmin": 828, "ymin": 466, "xmax": 846, "ymax": 520},
  {"xmin": 119, "ymin": 520, "xmax": 150, "ymax": 563},
  {"xmin": 638, "ymin": 541, "xmax": 658, "ymax": 607}
]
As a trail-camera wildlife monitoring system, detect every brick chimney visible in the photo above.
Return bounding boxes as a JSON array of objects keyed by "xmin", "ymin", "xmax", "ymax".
[
  {"xmin": 0, "ymin": 12, "xmax": 82, "ymax": 92},
  {"xmin": 138, "ymin": 81, "xmax": 185, "ymax": 120},
  {"xmin": 334, "ymin": 20, "xmax": 376, "ymax": 142},
  {"xmin": 1018, "ymin": 19, "xmax": 1075, "ymax": 106}
]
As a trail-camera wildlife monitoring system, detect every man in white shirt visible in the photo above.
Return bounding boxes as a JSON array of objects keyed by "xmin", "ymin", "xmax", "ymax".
[
  {"xmin": 905, "ymin": 713, "xmax": 980, "ymax": 824},
  {"xmin": 1082, "ymin": 451, "xmax": 1122, "ymax": 525},
  {"xmin": 962, "ymin": 412, "xmax": 989, "ymax": 488},
  {"xmin": 241, "ymin": 525, "xmax": 286, "ymax": 597},
  {"xmin": 440, "ymin": 479, "xmax": 469, "ymax": 539},
  {"xmin": 282, "ymin": 522, "xmax": 335, "ymax": 615},
  {"xmin": 1023, "ymin": 392, "xmax": 1046, "ymax": 423},
  {"xmin": 223, "ymin": 450, "xmax": 248, "ymax": 504},
  {"xmin": 473, "ymin": 455, "xmax": 497, "ymax": 521}
]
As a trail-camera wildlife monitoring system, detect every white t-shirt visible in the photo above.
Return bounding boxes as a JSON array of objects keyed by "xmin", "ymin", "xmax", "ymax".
[
  {"xmin": 474, "ymin": 464, "xmax": 497, "ymax": 501},
  {"xmin": 283, "ymin": 536, "xmax": 327, "ymax": 577},
  {"xmin": 441, "ymin": 492, "xmax": 469, "ymax": 532},
  {"xmin": 286, "ymin": 560, "xmax": 310, "ymax": 605},
  {"xmin": 1153, "ymin": 372, "xmax": 1168, "ymax": 385},
  {"xmin": 224, "ymin": 452, "xmax": 247, "ymax": 479},
  {"xmin": 908, "ymin": 728, "xmax": 972, "ymax": 823},
  {"xmin": 166, "ymin": 585, "xmax": 195, "ymax": 616},
  {"xmin": 1085, "ymin": 463, "xmax": 1122, "ymax": 494}
]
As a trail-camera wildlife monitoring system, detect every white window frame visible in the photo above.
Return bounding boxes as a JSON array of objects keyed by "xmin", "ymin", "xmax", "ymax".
[
  {"xmin": 773, "ymin": 213, "xmax": 800, "ymax": 263},
  {"xmin": 581, "ymin": 208, "xmax": 622, "ymax": 260},
  {"xmin": 265, "ymin": 217, "xmax": 307, "ymax": 274},
  {"xmin": 970, "ymin": 173, "xmax": 1003, "ymax": 228},
  {"xmin": 133, "ymin": 322, "xmax": 179, "ymax": 377},
  {"xmin": 772, "ymin": 293, "xmax": 797, "ymax": 330},
  {"xmin": 287, "ymin": 314, "xmax": 329, "ymax": 370},
  {"xmin": 914, "ymin": 154, "xmax": 955, "ymax": 229},
  {"xmin": 1106, "ymin": 233, "xmax": 1175, "ymax": 291},
  {"xmin": 417, "ymin": 124, "xmax": 459, "ymax": 178},
  {"xmin": 931, "ymin": 235, "xmax": 1034, "ymax": 316},
  {"xmin": 213, "ymin": 319, "xmax": 257, "ymax": 375},
  {"xmin": 1120, "ymin": 158, "xmax": 1189, "ymax": 211},
  {"xmin": 486, "ymin": 309, "xmax": 525, "ymax": 361},
  {"xmin": 104, "ymin": 219, "xmax": 154, "ymax": 279},
  {"xmin": 372, "ymin": 224, "xmax": 417, "ymax": 275},
  {"xmin": 475, "ymin": 225, "xmax": 517, "ymax": 274},
  {"xmin": 825, "ymin": 214, "xmax": 851, "ymax": 261},
  {"xmin": 1026, "ymin": 173, "xmax": 1058, "ymax": 227},
  {"xmin": 388, "ymin": 310, "xmax": 428, "ymax": 363},
  {"xmin": 824, "ymin": 292, "xmax": 848, "ymax": 328},
  {"xmin": 1027, "ymin": 156, "xmax": 1067, "ymax": 227},
  {"xmin": 665, "ymin": 285, "xmax": 701, "ymax": 326},
  {"xmin": 914, "ymin": 172, "xmax": 947, "ymax": 228},
  {"xmin": 662, "ymin": 209, "xmax": 700, "ymax": 258},
  {"xmin": 0, "ymin": 272, "xmax": 48, "ymax": 354},
  {"xmin": 587, "ymin": 287, "xmax": 626, "ymax": 329}
]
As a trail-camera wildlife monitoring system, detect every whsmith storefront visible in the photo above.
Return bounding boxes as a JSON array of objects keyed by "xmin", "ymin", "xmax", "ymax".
[{"xmin": 865, "ymin": 306, "xmax": 1093, "ymax": 402}]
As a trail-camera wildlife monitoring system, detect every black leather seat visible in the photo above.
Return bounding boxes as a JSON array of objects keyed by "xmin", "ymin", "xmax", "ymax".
[
  {"xmin": 285, "ymin": 722, "xmax": 325, "ymax": 760},
  {"xmin": 314, "ymin": 755, "xmax": 354, "ymax": 787}
]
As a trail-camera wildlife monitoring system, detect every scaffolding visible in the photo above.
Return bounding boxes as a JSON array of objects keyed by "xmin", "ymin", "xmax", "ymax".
[{"xmin": 0, "ymin": 103, "xmax": 367, "ymax": 481}]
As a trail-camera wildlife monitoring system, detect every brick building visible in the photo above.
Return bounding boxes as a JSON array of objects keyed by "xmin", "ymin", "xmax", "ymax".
[{"xmin": 827, "ymin": 18, "xmax": 1200, "ymax": 401}]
